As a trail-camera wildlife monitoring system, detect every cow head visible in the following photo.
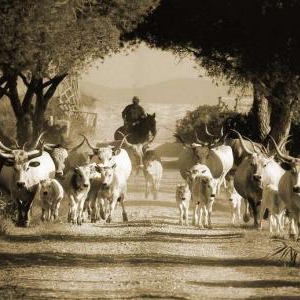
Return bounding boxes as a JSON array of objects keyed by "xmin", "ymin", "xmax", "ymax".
[
  {"xmin": 194, "ymin": 175, "xmax": 217, "ymax": 200},
  {"xmin": 271, "ymin": 136, "xmax": 300, "ymax": 196},
  {"xmin": 44, "ymin": 138, "xmax": 85, "ymax": 177},
  {"xmin": 71, "ymin": 165, "xmax": 91, "ymax": 191},
  {"xmin": 232, "ymin": 130, "xmax": 273, "ymax": 189},
  {"xmin": 39, "ymin": 179, "xmax": 54, "ymax": 204},
  {"xmin": 95, "ymin": 164, "xmax": 116, "ymax": 188},
  {"xmin": 176, "ymin": 184, "xmax": 191, "ymax": 202},
  {"xmin": 82, "ymin": 135, "xmax": 126, "ymax": 167},
  {"xmin": 0, "ymin": 133, "xmax": 45, "ymax": 227},
  {"xmin": 185, "ymin": 164, "xmax": 211, "ymax": 189}
]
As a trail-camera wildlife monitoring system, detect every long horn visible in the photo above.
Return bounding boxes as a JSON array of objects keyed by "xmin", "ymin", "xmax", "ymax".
[
  {"xmin": 79, "ymin": 134, "xmax": 98, "ymax": 151},
  {"xmin": 117, "ymin": 131, "xmax": 131, "ymax": 149},
  {"xmin": 243, "ymin": 137, "xmax": 260, "ymax": 154},
  {"xmin": 174, "ymin": 133, "xmax": 193, "ymax": 148},
  {"xmin": 0, "ymin": 141, "xmax": 13, "ymax": 152},
  {"xmin": 269, "ymin": 136, "xmax": 294, "ymax": 162},
  {"xmin": 0, "ymin": 150, "xmax": 14, "ymax": 159},
  {"xmin": 278, "ymin": 135, "xmax": 291, "ymax": 151},
  {"xmin": 194, "ymin": 131, "xmax": 204, "ymax": 144},
  {"xmin": 30, "ymin": 131, "xmax": 46, "ymax": 150},
  {"xmin": 220, "ymin": 126, "xmax": 224, "ymax": 137},
  {"xmin": 205, "ymin": 123, "xmax": 215, "ymax": 137},
  {"xmin": 44, "ymin": 143, "xmax": 58, "ymax": 151},
  {"xmin": 68, "ymin": 138, "xmax": 85, "ymax": 153},
  {"xmin": 27, "ymin": 142, "xmax": 44, "ymax": 160},
  {"xmin": 230, "ymin": 129, "xmax": 253, "ymax": 155},
  {"xmin": 13, "ymin": 139, "xmax": 20, "ymax": 149}
]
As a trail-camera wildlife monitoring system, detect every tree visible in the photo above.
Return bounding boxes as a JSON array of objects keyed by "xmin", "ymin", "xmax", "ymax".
[
  {"xmin": 126, "ymin": 0, "xmax": 300, "ymax": 145},
  {"xmin": 0, "ymin": 0, "xmax": 159, "ymax": 146}
]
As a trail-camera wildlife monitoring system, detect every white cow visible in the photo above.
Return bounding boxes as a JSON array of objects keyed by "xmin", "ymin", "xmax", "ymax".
[
  {"xmin": 225, "ymin": 176, "xmax": 243, "ymax": 225},
  {"xmin": 83, "ymin": 135, "xmax": 132, "ymax": 180},
  {"xmin": 63, "ymin": 165, "xmax": 91, "ymax": 225},
  {"xmin": 92, "ymin": 164, "xmax": 128, "ymax": 223},
  {"xmin": 176, "ymin": 184, "xmax": 191, "ymax": 225},
  {"xmin": 0, "ymin": 134, "xmax": 55, "ymax": 227},
  {"xmin": 38, "ymin": 178, "xmax": 64, "ymax": 221},
  {"xmin": 191, "ymin": 174, "xmax": 217, "ymax": 228},
  {"xmin": 186, "ymin": 163, "xmax": 212, "ymax": 225},
  {"xmin": 260, "ymin": 184, "xmax": 286, "ymax": 235},
  {"xmin": 143, "ymin": 159, "xmax": 163, "ymax": 200}
]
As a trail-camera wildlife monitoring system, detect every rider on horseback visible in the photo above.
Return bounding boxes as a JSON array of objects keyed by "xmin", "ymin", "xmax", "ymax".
[{"xmin": 122, "ymin": 96, "xmax": 147, "ymax": 131}]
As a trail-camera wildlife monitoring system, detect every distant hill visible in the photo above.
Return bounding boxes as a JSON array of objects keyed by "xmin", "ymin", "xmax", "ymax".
[{"xmin": 79, "ymin": 78, "xmax": 235, "ymax": 105}]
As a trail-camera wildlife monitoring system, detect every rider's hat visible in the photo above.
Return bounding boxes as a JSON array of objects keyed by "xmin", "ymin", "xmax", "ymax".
[{"xmin": 132, "ymin": 96, "xmax": 140, "ymax": 103}]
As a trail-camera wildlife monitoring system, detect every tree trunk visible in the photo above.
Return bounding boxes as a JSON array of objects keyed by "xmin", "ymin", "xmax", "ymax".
[
  {"xmin": 268, "ymin": 97, "xmax": 293, "ymax": 145},
  {"xmin": 251, "ymin": 82, "xmax": 271, "ymax": 142}
]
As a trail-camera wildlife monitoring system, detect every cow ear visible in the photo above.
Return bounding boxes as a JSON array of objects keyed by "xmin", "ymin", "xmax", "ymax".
[
  {"xmin": 29, "ymin": 161, "xmax": 40, "ymax": 167},
  {"xmin": 95, "ymin": 165, "xmax": 101, "ymax": 173},
  {"xmin": 152, "ymin": 113, "xmax": 156, "ymax": 118},
  {"xmin": 280, "ymin": 161, "xmax": 291, "ymax": 171},
  {"xmin": 4, "ymin": 160, "xmax": 14, "ymax": 167},
  {"xmin": 113, "ymin": 148, "xmax": 121, "ymax": 156}
]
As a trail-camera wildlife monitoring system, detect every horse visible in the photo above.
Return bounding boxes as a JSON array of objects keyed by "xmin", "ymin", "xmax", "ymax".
[{"xmin": 114, "ymin": 113, "xmax": 157, "ymax": 144}]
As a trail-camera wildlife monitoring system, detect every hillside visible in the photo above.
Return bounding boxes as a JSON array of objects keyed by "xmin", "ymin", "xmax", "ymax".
[{"xmin": 79, "ymin": 78, "xmax": 234, "ymax": 105}]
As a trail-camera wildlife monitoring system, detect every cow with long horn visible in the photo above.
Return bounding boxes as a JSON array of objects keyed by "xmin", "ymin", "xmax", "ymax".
[
  {"xmin": 270, "ymin": 136, "xmax": 300, "ymax": 239},
  {"xmin": 42, "ymin": 138, "xmax": 86, "ymax": 177},
  {"xmin": 232, "ymin": 130, "xmax": 285, "ymax": 228},
  {"xmin": 0, "ymin": 133, "xmax": 56, "ymax": 227},
  {"xmin": 81, "ymin": 134, "xmax": 132, "ymax": 180},
  {"xmin": 175, "ymin": 131, "xmax": 233, "ymax": 195}
]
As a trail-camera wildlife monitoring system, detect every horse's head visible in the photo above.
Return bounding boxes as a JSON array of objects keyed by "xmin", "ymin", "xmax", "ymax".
[{"xmin": 144, "ymin": 113, "xmax": 156, "ymax": 136}]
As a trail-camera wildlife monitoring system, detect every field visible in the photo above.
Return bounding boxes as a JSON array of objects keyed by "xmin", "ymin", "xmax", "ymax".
[{"xmin": 0, "ymin": 169, "xmax": 299, "ymax": 299}]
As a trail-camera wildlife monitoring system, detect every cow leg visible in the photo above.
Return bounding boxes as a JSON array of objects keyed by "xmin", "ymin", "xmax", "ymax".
[
  {"xmin": 243, "ymin": 199, "xmax": 251, "ymax": 223},
  {"xmin": 192, "ymin": 201, "xmax": 198, "ymax": 226},
  {"xmin": 184, "ymin": 202, "xmax": 189, "ymax": 225},
  {"xmin": 120, "ymin": 194, "xmax": 128, "ymax": 222},
  {"xmin": 231, "ymin": 206, "xmax": 235, "ymax": 225},
  {"xmin": 106, "ymin": 197, "xmax": 118, "ymax": 223},
  {"xmin": 41, "ymin": 206, "xmax": 46, "ymax": 222},
  {"xmin": 77, "ymin": 199, "xmax": 85, "ymax": 225},
  {"xmin": 145, "ymin": 178, "xmax": 150, "ymax": 199},
  {"xmin": 197, "ymin": 205, "xmax": 204, "ymax": 229},
  {"xmin": 248, "ymin": 198, "xmax": 259, "ymax": 228},
  {"xmin": 90, "ymin": 194, "xmax": 98, "ymax": 223},
  {"xmin": 259, "ymin": 202, "xmax": 266, "ymax": 231},
  {"xmin": 179, "ymin": 204, "xmax": 184, "ymax": 225},
  {"xmin": 69, "ymin": 196, "xmax": 77, "ymax": 224}
]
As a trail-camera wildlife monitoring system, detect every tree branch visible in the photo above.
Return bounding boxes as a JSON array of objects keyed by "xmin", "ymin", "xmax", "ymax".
[
  {"xmin": 22, "ymin": 77, "xmax": 37, "ymax": 113},
  {"xmin": 19, "ymin": 73, "xmax": 30, "ymax": 87},
  {"xmin": 44, "ymin": 73, "xmax": 68, "ymax": 103},
  {"xmin": 43, "ymin": 73, "xmax": 67, "ymax": 88},
  {"xmin": 0, "ymin": 82, "xmax": 9, "ymax": 99}
]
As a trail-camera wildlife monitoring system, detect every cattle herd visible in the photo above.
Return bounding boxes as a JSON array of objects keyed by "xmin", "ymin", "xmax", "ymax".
[{"xmin": 0, "ymin": 126, "xmax": 299, "ymax": 241}]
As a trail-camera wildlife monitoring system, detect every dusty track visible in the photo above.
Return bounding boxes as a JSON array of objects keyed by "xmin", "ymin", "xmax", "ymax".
[{"xmin": 0, "ymin": 169, "xmax": 299, "ymax": 299}]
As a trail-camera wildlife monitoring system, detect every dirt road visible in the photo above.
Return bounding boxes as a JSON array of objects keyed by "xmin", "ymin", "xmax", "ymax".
[{"xmin": 0, "ymin": 169, "xmax": 299, "ymax": 299}]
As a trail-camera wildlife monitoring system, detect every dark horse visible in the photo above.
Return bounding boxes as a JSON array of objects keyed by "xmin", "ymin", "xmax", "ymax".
[{"xmin": 114, "ymin": 113, "xmax": 157, "ymax": 144}]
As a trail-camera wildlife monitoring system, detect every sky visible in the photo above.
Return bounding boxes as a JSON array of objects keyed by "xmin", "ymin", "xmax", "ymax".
[{"xmin": 80, "ymin": 43, "xmax": 205, "ymax": 88}]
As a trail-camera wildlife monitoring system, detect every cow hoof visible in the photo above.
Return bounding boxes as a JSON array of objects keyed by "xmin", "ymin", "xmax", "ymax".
[
  {"xmin": 122, "ymin": 213, "xmax": 128, "ymax": 222},
  {"xmin": 106, "ymin": 217, "xmax": 111, "ymax": 223},
  {"xmin": 243, "ymin": 214, "xmax": 250, "ymax": 223},
  {"xmin": 289, "ymin": 233, "xmax": 297, "ymax": 241}
]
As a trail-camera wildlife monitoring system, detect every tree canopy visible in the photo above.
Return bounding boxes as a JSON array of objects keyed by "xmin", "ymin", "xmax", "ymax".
[
  {"xmin": 0, "ymin": 0, "xmax": 159, "ymax": 144},
  {"xmin": 127, "ymin": 0, "xmax": 300, "ymax": 143}
]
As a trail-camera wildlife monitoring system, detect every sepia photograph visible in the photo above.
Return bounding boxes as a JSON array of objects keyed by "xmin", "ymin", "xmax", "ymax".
[{"xmin": 0, "ymin": 1, "xmax": 299, "ymax": 299}]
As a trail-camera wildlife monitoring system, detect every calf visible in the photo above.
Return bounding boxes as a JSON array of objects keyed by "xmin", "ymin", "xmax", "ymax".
[
  {"xmin": 92, "ymin": 164, "xmax": 128, "ymax": 223},
  {"xmin": 191, "ymin": 174, "xmax": 217, "ymax": 228},
  {"xmin": 39, "ymin": 178, "xmax": 64, "ymax": 221},
  {"xmin": 225, "ymin": 176, "xmax": 243, "ymax": 225},
  {"xmin": 64, "ymin": 165, "xmax": 91, "ymax": 225},
  {"xmin": 260, "ymin": 184, "xmax": 286, "ymax": 235},
  {"xmin": 143, "ymin": 159, "xmax": 163, "ymax": 200},
  {"xmin": 176, "ymin": 184, "xmax": 191, "ymax": 225}
]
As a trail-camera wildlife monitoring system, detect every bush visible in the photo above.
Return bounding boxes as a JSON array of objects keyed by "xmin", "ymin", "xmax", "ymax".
[{"xmin": 175, "ymin": 104, "xmax": 253, "ymax": 144}]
